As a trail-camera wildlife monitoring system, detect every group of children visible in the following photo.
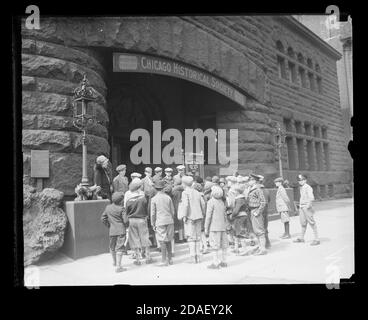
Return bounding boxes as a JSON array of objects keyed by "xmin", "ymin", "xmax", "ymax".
[{"xmin": 101, "ymin": 164, "xmax": 320, "ymax": 273}]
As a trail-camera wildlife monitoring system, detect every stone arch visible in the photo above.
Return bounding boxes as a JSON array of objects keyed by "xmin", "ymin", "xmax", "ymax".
[
  {"xmin": 21, "ymin": 16, "xmax": 267, "ymax": 105},
  {"xmin": 21, "ymin": 16, "xmax": 277, "ymax": 196}
]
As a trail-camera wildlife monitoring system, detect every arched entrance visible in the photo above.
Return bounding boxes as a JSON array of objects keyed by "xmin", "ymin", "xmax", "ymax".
[{"xmin": 107, "ymin": 70, "xmax": 242, "ymax": 177}]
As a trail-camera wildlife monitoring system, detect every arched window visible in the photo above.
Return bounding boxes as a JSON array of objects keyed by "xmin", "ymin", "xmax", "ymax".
[
  {"xmin": 287, "ymin": 47, "xmax": 295, "ymax": 59},
  {"xmin": 307, "ymin": 58, "xmax": 313, "ymax": 69},
  {"xmin": 276, "ymin": 41, "xmax": 287, "ymax": 80},
  {"xmin": 315, "ymin": 63, "xmax": 321, "ymax": 73},
  {"xmin": 276, "ymin": 40, "xmax": 284, "ymax": 53},
  {"xmin": 297, "ymin": 53, "xmax": 305, "ymax": 64}
]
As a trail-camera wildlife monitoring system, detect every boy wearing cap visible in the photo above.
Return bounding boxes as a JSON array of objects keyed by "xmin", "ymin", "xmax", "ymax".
[
  {"xmin": 247, "ymin": 174, "xmax": 267, "ymax": 255},
  {"xmin": 142, "ymin": 167, "xmax": 154, "ymax": 197},
  {"xmin": 113, "ymin": 164, "xmax": 129, "ymax": 195},
  {"xmin": 205, "ymin": 186, "xmax": 229, "ymax": 269},
  {"xmin": 150, "ymin": 180, "xmax": 176, "ymax": 266},
  {"xmin": 229, "ymin": 184, "xmax": 248, "ymax": 255},
  {"xmin": 163, "ymin": 168, "xmax": 174, "ymax": 193},
  {"xmin": 174, "ymin": 165, "xmax": 186, "ymax": 184},
  {"xmin": 131, "ymin": 172, "xmax": 142, "ymax": 180},
  {"xmin": 178, "ymin": 175, "xmax": 206, "ymax": 263},
  {"xmin": 101, "ymin": 192, "xmax": 128, "ymax": 272},
  {"xmin": 153, "ymin": 167, "xmax": 163, "ymax": 184},
  {"xmin": 125, "ymin": 178, "xmax": 153, "ymax": 265},
  {"xmin": 274, "ymin": 177, "xmax": 292, "ymax": 239},
  {"xmin": 294, "ymin": 174, "xmax": 320, "ymax": 245}
]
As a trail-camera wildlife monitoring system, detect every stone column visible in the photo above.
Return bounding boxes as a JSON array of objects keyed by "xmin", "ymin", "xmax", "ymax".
[{"xmin": 22, "ymin": 38, "xmax": 109, "ymax": 197}]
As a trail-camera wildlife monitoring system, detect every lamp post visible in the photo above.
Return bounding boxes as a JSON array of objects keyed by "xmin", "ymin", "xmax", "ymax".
[
  {"xmin": 73, "ymin": 75, "xmax": 98, "ymax": 187},
  {"xmin": 273, "ymin": 121, "xmax": 286, "ymax": 178}
]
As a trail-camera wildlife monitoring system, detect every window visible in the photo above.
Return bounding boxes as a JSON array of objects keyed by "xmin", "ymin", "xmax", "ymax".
[
  {"xmin": 288, "ymin": 61, "xmax": 297, "ymax": 83},
  {"xmin": 319, "ymin": 185, "xmax": 327, "ymax": 198},
  {"xmin": 277, "ymin": 56, "xmax": 287, "ymax": 79},
  {"xmin": 287, "ymin": 47, "xmax": 295, "ymax": 59},
  {"xmin": 307, "ymin": 140, "xmax": 315, "ymax": 170},
  {"xmin": 308, "ymin": 72, "xmax": 315, "ymax": 91},
  {"xmin": 315, "ymin": 64, "xmax": 321, "ymax": 73},
  {"xmin": 323, "ymin": 143, "xmax": 330, "ymax": 170},
  {"xmin": 307, "ymin": 58, "xmax": 313, "ymax": 69},
  {"xmin": 298, "ymin": 67, "xmax": 307, "ymax": 88},
  {"xmin": 286, "ymin": 136, "xmax": 296, "ymax": 169},
  {"xmin": 305, "ymin": 123, "xmax": 312, "ymax": 136},
  {"xmin": 315, "ymin": 142, "xmax": 323, "ymax": 170},
  {"xmin": 295, "ymin": 121, "xmax": 302, "ymax": 134},
  {"xmin": 283, "ymin": 118, "xmax": 292, "ymax": 132},
  {"xmin": 313, "ymin": 126, "xmax": 320, "ymax": 138},
  {"xmin": 297, "ymin": 53, "xmax": 305, "ymax": 65},
  {"xmin": 328, "ymin": 184, "xmax": 334, "ymax": 197},
  {"xmin": 316, "ymin": 76, "xmax": 323, "ymax": 94},
  {"xmin": 276, "ymin": 40, "xmax": 284, "ymax": 53},
  {"xmin": 297, "ymin": 138, "xmax": 305, "ymax": 169},
  {"xmin": 322, "ymin": 127, "xmax": 327, "ymax": 139}
]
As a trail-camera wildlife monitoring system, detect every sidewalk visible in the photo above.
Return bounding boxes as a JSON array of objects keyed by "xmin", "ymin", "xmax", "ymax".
[{"xmin": 25, "ymin": 198, "xmax": 354, "ymax": 286}]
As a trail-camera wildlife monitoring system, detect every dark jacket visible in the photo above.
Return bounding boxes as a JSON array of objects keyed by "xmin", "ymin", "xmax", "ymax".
[
  {"xmin": 230, "ymin": 195, "xmax": 247, "ymax": 220},
  {"xmin": 260, "ymin": 185, "xmax": 271, "ymax": 216},
  {"xmin": 112, "ymin": 175, "xmax": 129, "ymax": 194},
  {"xmin": 126, "ymin": 194, "xmax": 148, "ymax": 219},
  {"xmin": 93, "ymin": 164, "xmax": 112, "ymax": 200},
  {"xmin": 101, "ymin": 203, "xmax": 127, "ymax": 236}
]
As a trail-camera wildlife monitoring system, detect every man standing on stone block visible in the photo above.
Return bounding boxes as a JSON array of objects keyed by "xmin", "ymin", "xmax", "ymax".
[
  {"xmin": 112, "ymin": 164, "xmax": 129, "ymax": 195},
  {"xmin": 93, "ymin": 155, "xmax": 113, "ymax": 200},
  {"xmin": 293, "ymin": 174, "xmax": 320, "ymax": 246}
]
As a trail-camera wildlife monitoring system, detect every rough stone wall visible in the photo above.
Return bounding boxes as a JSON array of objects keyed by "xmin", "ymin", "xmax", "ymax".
[
  {"xmin": 185, "ymin": 16, "xmax": 352, "ymax": 196},
  {"xmin": 21, "ymin": 16, "xmax": 352, "ymax": 197},
  {"xmin": 21, "ymin": 37, "xmax": 109, "ymax": 196}
]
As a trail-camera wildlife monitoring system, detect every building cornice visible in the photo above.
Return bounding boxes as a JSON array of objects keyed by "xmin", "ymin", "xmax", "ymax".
[{"xmin": 277, "ymin": 16, "xmax": 342, "ymax": 60}]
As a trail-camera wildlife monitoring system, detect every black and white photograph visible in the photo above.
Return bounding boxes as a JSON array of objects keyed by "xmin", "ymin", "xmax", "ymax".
[{"xmin": 13, "ymin": 7, "xmax": 355, "ymax": 289}]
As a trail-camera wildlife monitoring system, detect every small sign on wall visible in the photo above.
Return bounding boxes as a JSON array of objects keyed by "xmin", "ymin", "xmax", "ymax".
[{"xmin": 31, "ymin": 150, "xmax": 50, "ymax": 178}]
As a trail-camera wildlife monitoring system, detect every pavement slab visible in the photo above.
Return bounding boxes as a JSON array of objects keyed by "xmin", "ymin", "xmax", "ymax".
[{"xmin": 24, "ymin": 198, "xmax": 354, "ymax": 286}]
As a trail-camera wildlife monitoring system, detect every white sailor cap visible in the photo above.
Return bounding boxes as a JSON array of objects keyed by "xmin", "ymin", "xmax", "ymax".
[
  {"xmin": 154, "ymin": 167, "xmax": 162, "ymax": 172},
  {"xmin": 176, "ymin": 165, "xmax": 185, "ymax": 170},
  {"xmin": 165, "ymin": 168, "xmax": 173, "ymax": 172},
  {"xmin": 131, "ymin": 172, "xmax": 142, "ymax": 178}
]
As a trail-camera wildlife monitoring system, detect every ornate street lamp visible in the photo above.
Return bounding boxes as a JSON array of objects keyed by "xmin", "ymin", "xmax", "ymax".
[
  {"xmin": 272, "ymin": 121, "xmax": 286, "ymax": 178},
  {"xmin": 73, "ymin": 75, "xmax": 98, "ymax": 187}
]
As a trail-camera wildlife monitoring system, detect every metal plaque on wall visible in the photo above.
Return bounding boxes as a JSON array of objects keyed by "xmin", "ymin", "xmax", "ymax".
[{"xmin": 31, "ymin": 150, "xmax": 50, "ymax": 178}]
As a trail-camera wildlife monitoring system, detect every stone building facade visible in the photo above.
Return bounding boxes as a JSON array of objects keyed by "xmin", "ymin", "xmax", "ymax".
[{"xmin": 21, "ymin": 16, "xmax": 352, "ymax": 201}]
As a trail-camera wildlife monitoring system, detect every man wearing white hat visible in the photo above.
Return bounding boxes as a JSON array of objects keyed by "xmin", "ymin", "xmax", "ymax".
[
  {"xmin": 131, "ymin": 172, "xmax": 142, "ymax": 180},
  {"xmin": 112, "ymin": 164, "xmax": 129, "ymax": 194},
  {"xmin": 163, "ymin": 168, "xmax": 174, "ymax": 189},
  {"xmin": 124, "ymin": 178, "xmax": 145, "ymax": 208},
  {"xmin": 152, "ymin": 167, "xmax": 163, "ymax": 184}
]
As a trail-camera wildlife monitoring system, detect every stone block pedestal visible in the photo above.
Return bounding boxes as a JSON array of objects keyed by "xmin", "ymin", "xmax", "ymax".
[{"xmin": 62, "ymin": 200, "xmax": 110, "ymax": 260}]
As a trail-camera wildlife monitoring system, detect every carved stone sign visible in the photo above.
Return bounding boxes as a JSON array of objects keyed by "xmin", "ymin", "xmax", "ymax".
[
  {"xmin": 31, "ymin": 150, "xmax": 49, "ymax": 178},
  {"xmin": 113, "ymin": 53, "xmax": 247, "ymax": 108}
]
